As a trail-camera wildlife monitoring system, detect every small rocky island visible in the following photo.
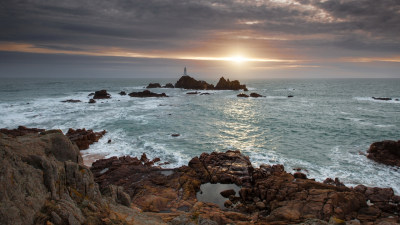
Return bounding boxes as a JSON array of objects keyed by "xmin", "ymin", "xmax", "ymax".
[{"xmin": 0, "ymin": 127, "xmax": 399, "ymax": 225}]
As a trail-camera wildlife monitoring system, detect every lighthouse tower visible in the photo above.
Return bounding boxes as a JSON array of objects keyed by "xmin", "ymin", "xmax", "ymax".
[{"xmin": 184, "ymin": 66, "xmax": 187, "ymax": 76}]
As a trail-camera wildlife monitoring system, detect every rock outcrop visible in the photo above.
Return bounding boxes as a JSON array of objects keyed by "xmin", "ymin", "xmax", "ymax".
[
  {"xmin": 128, "ymin": 90, "xmax": 168, "ymax": 97},
  {"xmin": 163, "ymin": 83, "xmax": 174, "ymax": 88},
  {"xmin": 146, "ymin": 83, "xmax": 161, "ymax": 88},
  {"xmin": 0, "ymin": 128, "xmax": 164, "ymax": 225},
  {"xmin": 92, "ymin": 150, "xmax": 400, "ymax": 224},
  {"xmin": 66, "ymin": 128, "xmax": 106, "ymax": 150},
  {"xmin": 93, "ymin": 90, "xmax": 111, "ymax": 99},
  {"xmin": 175, "ymin": 76, "xmax": 215, "ymax": 90},
  {"xmin": 215, "ymin": 77, "xmax": 248, "ymax": 91},
  {"xmin": 367, "ymin": 140, "xmax": 400, "ymax": 167}
]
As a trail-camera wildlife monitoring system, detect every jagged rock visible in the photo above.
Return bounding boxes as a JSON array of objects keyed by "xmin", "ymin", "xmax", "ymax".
[
  {"xmin": 0, "ymin": 126, "xmax": 45, "ymax": 137},
  {"xmin": 66, "ymin": 128, "xmax": 106, "ymax": 150},
  {"xmin": 128, "ymin": 90, "xmax": 168, "ymax": 97},
  {"xmin": 294, "ymin": 172, "xmax": 307, "ymax": 179},
  {"xmin": 163, "ymin": 83, "xmax": 174, "ymax": 88},
  {"xmin": 119, "ymin": 91, "xmax": 127, "ymax": 95},
  {"xmin": 175, "ymin": 76, "xmax": 214, "ymax": 90},
  {"xmin": 215, "ymin": 77, "xmax": 248, "ymax": 91},
  {"xmin": 146, "ymin": 83, "xmax": 162, "ymax": 88},
  {"xmin": 93, "ymin": 90, "xmax": 111, "ymax": 99},
  {"xmin": 237, "ymin": 93, "xmax": 249, "ymax": 97},
  {"xmin": 367, "ymin": 140, "xmax": 400, "ymax": 167},
  {"xmin": 88, "ymin": 99, "xmax": 96, "ymax": 104},
  {"xmin": 61, "ymin": 99, "xmax": 81, "ymax": 103}
]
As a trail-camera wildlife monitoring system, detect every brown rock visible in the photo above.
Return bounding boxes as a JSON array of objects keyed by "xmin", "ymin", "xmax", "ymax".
[
  {"xmin": 93, "ymin": 89, "xmax": 111, "ymax": 99},
  {"xmin": 220, "ymin": 189, "xmax": 236, "ymax": 198},
  {"xmin": 367, "ymin": 140, "xmax": 400, "ymax": 167},
  {"xmin": 237, "ymin": 93, "xmax": 249, "ymax": 97},
  {"xmin": 66, "ymin": 128, "xmax": 106, "ymax": 150},
  {"xmin": 128, "ymin": 90, "xmax": 168, "ymax": 97}
]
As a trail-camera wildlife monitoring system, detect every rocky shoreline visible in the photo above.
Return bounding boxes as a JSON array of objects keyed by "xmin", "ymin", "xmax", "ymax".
[{"xmin": 0, "ymin": 127, "xmax": 399, "ymax": 225}]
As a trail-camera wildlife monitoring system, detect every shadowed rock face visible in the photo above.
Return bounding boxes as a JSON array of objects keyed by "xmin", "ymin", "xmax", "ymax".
[
  {"xmin": 91, "ymin": 150, "xmax": 400, "ymax": 224},
  {"xmin": 367, "ymin": 140, "xmax": 400, "ymax": 167},
  {"xmin": 0, "ymin": 128, "xmax": 164, "ymax": 225},
  {"xmin": 175, "ymin": 75, "xmax": 215, "ymax": 90},
  {"xmin": 146, "ymin": 83, "xmax": 161, "ymax": 88},
  {"xmin": 93, "ymin": 90, "xmax": 111, "ymax": 99},
  {"xmin": 215, "ymin": 77, "xmax": 248, "ymax": 91}
]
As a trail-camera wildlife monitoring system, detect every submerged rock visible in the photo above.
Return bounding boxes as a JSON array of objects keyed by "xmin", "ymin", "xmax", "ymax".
[
  {"xmin": 237, "ymin": 93, "xmax": 249, "ymax": 97},
  {"xmin": 372, "ymin": 97, "xmax": 392, "ymax": 101},
  {"xmin": 367, "ymin": 140, "xmax": 400, "ymax": 167},
  {"xmin": 61, "ymin": 99, "xmax": 81, "ymax": 103},
  {"xmin": 128, "ymin": 90, "xmax": 168, "ymax": 97},
  {"xmin": 93, "ymin": 89, "xmax": 111, "ymax": 99},
  {"xmin": 66, "ymin": 128, "xmax": 106, "ymax": 150}
]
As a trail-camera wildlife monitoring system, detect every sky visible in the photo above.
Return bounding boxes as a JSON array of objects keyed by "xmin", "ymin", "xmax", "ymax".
[{"xmin": 0, "ymin": 0, "xmax": 399, "ymax": 79}]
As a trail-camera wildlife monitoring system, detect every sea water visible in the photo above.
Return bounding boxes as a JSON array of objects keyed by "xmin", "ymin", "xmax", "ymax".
[{"xmin": 0, "ymin": 78, "xmax": 399, "ymax": 193}]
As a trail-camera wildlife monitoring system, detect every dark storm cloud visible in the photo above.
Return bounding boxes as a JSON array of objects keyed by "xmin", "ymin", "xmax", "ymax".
[{"xmin": 1, "ymin": 0, "xmax": 399, "ymax": 52}]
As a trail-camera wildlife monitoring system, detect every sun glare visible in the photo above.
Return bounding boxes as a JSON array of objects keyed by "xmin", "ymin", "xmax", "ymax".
[{"xmin": 230, "ymin": 56, "xmax": 245, "ymax": 63}]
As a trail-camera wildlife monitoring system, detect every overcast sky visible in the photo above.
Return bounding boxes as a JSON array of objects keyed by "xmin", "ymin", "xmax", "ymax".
[{"xmin": 0, "ymin": 0, "xmax": 399, "ymax": 78}]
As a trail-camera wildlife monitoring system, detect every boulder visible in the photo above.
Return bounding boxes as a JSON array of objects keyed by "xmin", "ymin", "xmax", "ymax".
[
  {"xmin": 215, "ymin": 77, "xmax": 248, "ymax": 91},
  {"xmin": 66, "ymin": 128, "xmax": 106, "ymax": 150},
  {"xmin": 367, "ymin": 140, "xmax": 400, "ymax": 166},
  {"xmin": 93, "ymin": 89, "xmax": 111, "ymax": 99},
  {"xmin": 175, "ymin": 76, "xmax": 214, "ymax": 90},
  {"xmin": 88, "ymin": 99, "xmax": 96, "ymax": 104},
  {"xmin": 128, "ymin": 90, "xmax": 168, "ymax": 97},
  {"xmin": 220, "ymin": 189, "xmax": 236, "ymax": 198},
  {"xmin": 146, "ymin": 83, "xmax": 161, "ymax": 88},
  {"xmin": 119, "ymin": 91, "xmax": 127, "ymax": 95}
]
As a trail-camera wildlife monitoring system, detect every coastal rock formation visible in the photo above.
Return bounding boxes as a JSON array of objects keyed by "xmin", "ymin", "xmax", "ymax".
[
  {"xmin": 175, "ymin": 75, "xmax": 215, "ymax": 90},
  {"xmin": 128, "ymin": 90, "xmax": 168, "ymax": 97},
  {"xmin": 66, "ymin": 128, "xmax": 106, "ymax": 150},
  {"xmin": 215, "ymin": 77, "xmax": 248, "ymax": 91},
  {"xmin": 146, "ymin": 83, "xmax": 161, "ymax": 88},
  {"xmin": 119, "ymin": 91, "xmax": 127, "ymax": 95},
  {"xmin": 92, "ymin": 150, "xmax": 400, "ymax": 224},
  {"xmin": 163, "ymin": 83, "xmax": 174, "ymax": 88},
  {"xmin": 93, "ymin": 89, "xmax": 111, "ymax": 99},
  {"xmin": 0, "ymin": 128, "xmax": 164, "ymax": 225},
  {"xmin": 250, "ymin": 93, "xmax": 263, "ymax": 97},
  {"xmin": 0, "ymin": 126, "xmax": 45, "ymax": 137},
  {"xmin": 367, "ymin": 140, "xmax": 400, "ymax": 167}
]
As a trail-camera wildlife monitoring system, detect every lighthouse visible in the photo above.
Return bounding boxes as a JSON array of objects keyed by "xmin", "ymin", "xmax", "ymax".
[{"xmin": 184, "ymin": 66, "xmax": 187, "ymax": 76}]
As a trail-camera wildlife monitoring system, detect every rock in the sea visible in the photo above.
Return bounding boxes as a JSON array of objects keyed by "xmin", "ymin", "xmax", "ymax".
[
  {"xmin": 372, "ymin": 97, "xmax": 392, "ymax": 101},
  {"xmin": 250, "ymin": 93, "xmax": 263, "ymax": 97},
  {"xmin": 367, "ymin": 140, "xmax": 400, "ymax": 167},
  {"xmin": 288, "ymin": 95, "xmax": 294, "ymax": 98},
  {"xmin": 237, "ymin": 93, "xmax": 249, "ymax": 97},
  {"xmin": 119, "ymin": 91, "xmax": 127, "ymax": 95},
  {"xmin": 175, "ymin": 75, "xmax": 215, "ymax": 90},
  {"xmin": 93, "ymin": 89, "xmax": 111, "ymax": 99},
  {"xmin": 186, "ymin": 91, "xmax": 199, "ymax": 95},
  {"xmin": 171, "ymin": 133, "xmax": 180, "ymax": 137},
  {"xmin": 146, "ymin": 83, "xmax": 162, "ymax": 88},
  {"xmin": 88, "ymin": 99, "xmax": 96, "ymax": 104},
  {"xmin": 61, "ymin": 99, "xmax": 81, "ymax": 103},
  {"xmin": 163, "ymin": 83, "xmax": 174, "ymax": 88},
  {"xmin": 220, "ymin": 189, "xmax": 236, "ymax": 198},
  {"xmin": 66, "ymin": 128, "xmax": 106, "ymax": 150},
  {"xmin": 215, "ymin": 77, "xmax": 248, "ymax": 91},
  {"xmin": 128, "ymin": 90, "xmax": 168, "ymax": 97}
]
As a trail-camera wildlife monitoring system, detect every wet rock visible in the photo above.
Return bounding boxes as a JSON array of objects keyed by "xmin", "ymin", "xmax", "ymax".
[
  {"xmin": 66, "ymin": 128, "xmax": 106, "ymax": 150},
  {"xmin": 0, "ymin": 126, "xmax": 45, "ymax": 137},
  {"xmin": 372, "ymin": 97, "xmax": 392, "ymax": 101},
  {"xmin": 107, "ymin": 139, "xmax": 111, "ymax": 143},
  {"xmin": 288, "ymin": 95, "xmax": 294, "ymax": 98},
  {"xmin": 250, "ymin": 93, "xmax": 263, "ymax": 97},
  {"xmin": 128, "ymin": 90, "xmax": 168, "ymax": 97},
  {"xmin": 215, "ymin": 77, "xmax": 248, "ymax": 91},
  {"xmin": 220, "ymin": 189, "xmax": 236, "ymax": 198},
  {"xmin": 146, "ymin": 83, "xmax": 161, "ymax": 88},
  {"xmin": 200, "ymin": 92, "xmax": 211, "ymax": 95},
  {"xmin": 93, "ymin": 89, "xmax": 111, "ymax": 99},
  {"xmin": 367, "ymin": 140, "xmax": 400, "ymax": 167},
  {"xmin": 88, "ymin": 99, "xmax": 96, "ymax": 104},
  {"xmin": 171, "ymin": 133, "xmax": 180, "ymax": 137},
  {"xmin": 88, "ymin": 92, "xmax": 94, "ymax": 96},
  {"xmin": 294, "ymin": 172, "xmax": 307, "ymax": 179},
  {"xmin": 175, "ymin": 75, "xmax": 214, "ymax": 90},
  {"xmin": 119, "ymin": 91, "xmax": 126, "ymax": 95},
  {"xmin": 163, "ymin": 83, "xmax": 174, "ymax": 88},
  {"xmin": 237, "ymin": 93, "xmax": 249, "ymax": 97},
  {"xmin": 61, "ymin": 99, "xmax": 81, "ymax": 103},
  {"xmin": 186, "ymin": 91, "xmax": 199, "ymax": 95}
]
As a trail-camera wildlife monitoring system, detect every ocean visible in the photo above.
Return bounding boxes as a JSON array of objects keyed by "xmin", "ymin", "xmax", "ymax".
[{"xmin": 0, "ymin": 78, "xmax": 399, "ymax": 193}]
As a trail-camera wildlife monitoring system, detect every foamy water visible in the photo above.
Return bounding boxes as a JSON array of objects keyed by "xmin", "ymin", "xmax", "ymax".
[{"xmin": 0, "ymin": 78, "xmax": 399, "ymax": 193}]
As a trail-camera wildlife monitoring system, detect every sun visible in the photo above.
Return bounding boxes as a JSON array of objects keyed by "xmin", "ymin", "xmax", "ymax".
[{"xmin": 230, "ymin": 55, "xmax": 245, "ymax": 63}]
